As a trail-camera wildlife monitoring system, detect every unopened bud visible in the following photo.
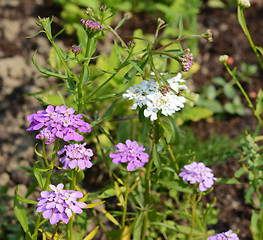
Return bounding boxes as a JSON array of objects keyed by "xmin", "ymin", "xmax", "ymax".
[
  {"xmin": 238, "ymin": 0, "xmax": 251, "ymax": 8},
  {"xmin": 219, "ymin": 55, "xmax": 229, "ymax": 63},
  {"xmin": 202, "ymin": 29, "xmax": 213, "ymax": 43}
]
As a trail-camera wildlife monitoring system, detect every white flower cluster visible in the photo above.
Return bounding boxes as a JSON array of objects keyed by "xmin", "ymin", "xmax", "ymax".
[{"xmin": 123, "ymin": 73, "xmax": 187, "ymax": 121}]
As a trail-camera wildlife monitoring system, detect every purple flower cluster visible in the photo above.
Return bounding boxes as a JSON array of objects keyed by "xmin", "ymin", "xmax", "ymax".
[
  {"xmin": 36, "ymin": 184, "xmax": 87, "ymax": 225},
  {"xmin": 179, "ymin": 161, "xmax": 217, "ymax": 192},
  {"xmin": 80, "ymin": 19, "xmax": 103, "ymax": 33},
  {"xmin": 179, "ymin": 48, "xmax": 194, "ymax": 72},
  {"xmin": 57, "ymin": 143, "xmax": 93, "ymax": 170},
  {"xmin": 36, "ymin": 128, "xmax": 55, "ymax": 144},
  {"xmin": 71, "ymin": 45, "xmax": 82, "ymax": 55},
  {"xmin": 27, "ymin": 105, "xmax": 91, "ymax": 142},
  {"xmin": 208, "ymin": 230, "xmax": 239, "ymax": 240},
  {"xmin": 109, "ymin": 140, "xmax": 149, "ymax": 171}
]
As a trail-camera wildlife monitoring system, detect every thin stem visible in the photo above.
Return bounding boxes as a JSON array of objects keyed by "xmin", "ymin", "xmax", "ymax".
[
  {"xmin": 156, "ymin": 35, "xmax": 202, "ymax": 51},
  {"xmin": 224, "ymin": 63, "xmax": 263, "ymax": 128},
  {"xmin": 33, "ymin": 138, "xmax": 60, "ymax": 240},
  {"xmin": 122, "ymin": 171, "xmax": 130, "ymax": 230},
  {"xmin": 141, "ymin": 122, "xmax": 158, "ymax": 240},
  {"xmin": 51, "ymin": 222, "xmax": 60, "ymax": 240},
  {"xmin": 42, "ymin": 140, "xmax": 50, "ymax": 168},
  {"xmin": 187, "ymin": 194, "xmax": 197, "ymax": 240},
  {"xmin": 238, "ymin": 7, "xmax": 263, "ymax": 70},
  {"xmin": 77, "ymin": 36, "xmax": 96, "ymax": 113}
]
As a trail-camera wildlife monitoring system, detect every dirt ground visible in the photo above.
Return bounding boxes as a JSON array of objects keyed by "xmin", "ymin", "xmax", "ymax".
[{"xmin": 1, "ymin": 0, "xmax": 263, "ymax": 239}]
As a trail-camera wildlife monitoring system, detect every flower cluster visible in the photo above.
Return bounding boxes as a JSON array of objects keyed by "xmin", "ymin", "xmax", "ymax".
[
  {"xmin": 36, "ymin": 184, "xmax": 87, "ymax": 225},
  {"xmin": 202, "ymin": 29, "xmax": 213, "ymax": 43},
  {"xmin": 109, "ymin": 140, "xmax": 149, "ymax": 171},
  {"xmin": 36, "ymin": 128, "xmax": 55, "ymax": 144},
  {"xmin": 27, "ymin": 105, "xmax": 91, "ymax": 142},
  {"xmin": 179, "ymin": 161, "xmax": 217, "ymax": 192},
  {"xmin": 123, "ymin": 73, "xmax": 187, "ymax": 121},
  {"xmin": 71, "ymin": 45, "xmax": 82, "ymax": 55},
  {"xmin": 208, "ymin": 230, "xmax": 239, "ymax": 240},
  {"xmin": 80, "ymin": 19, "xmax": 103, "ymax": 33},
  {"xmin": 57, "ymin": 143, "xmax": 93, "ymax": 170},
  {"xmin": 179, "ymin": 48, "xmax": 194, "ymax": 72}
]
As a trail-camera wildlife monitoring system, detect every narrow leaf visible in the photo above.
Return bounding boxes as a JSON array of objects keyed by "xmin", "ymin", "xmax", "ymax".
[
  {"xmin": 81, "ymin": 66, "xmax": 90, "ymax": 87},
  {"xmin": 32, "ymin": 51, "xmax": 67, "ymax": 79},
  {"xmin": 114, "ymin": 15, "xmax": 128, "ymax": 31},
  {"xmin": 101, "ymin": 209, "xmax": 121, "ymax": 227},
  {"xmin": 133, "ymin": 213, "xmax": 143, "ymax": 240},
  {"xmin": 153, "ymin": 143, "xmax": 162, "ymax": 174},
  {"xmin": 52, "ymin": 28, "xmax": 65, "ymax": 40},
  {"xmin": 14, "ymin": 186, "xmax": 32, "ymax": 238},
  {"xmin": 83, "ymin": 226, "xmax": 99, "ymax": 240},
  {"xmin": 85, "ymin": 201, "xmax": 105, "ymax": 209}
]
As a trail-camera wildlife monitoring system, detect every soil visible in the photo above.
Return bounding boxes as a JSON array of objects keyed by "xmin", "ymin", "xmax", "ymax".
[{"xmin": 1, "ymin": 0, "xmax": 263, "ymax": 239}]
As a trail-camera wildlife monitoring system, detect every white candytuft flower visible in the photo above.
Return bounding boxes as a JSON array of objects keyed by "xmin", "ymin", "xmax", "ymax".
[{"xmin": 123, "ymin": 73, "xmax": 187, "ymax": 121}]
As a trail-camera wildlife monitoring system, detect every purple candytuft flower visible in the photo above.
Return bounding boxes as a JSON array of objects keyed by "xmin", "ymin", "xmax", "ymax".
[
  {"xmin": 179, "ymin": 48, "xmax": 194, "ymax": 72},
  {"xmin": 207, "ymin": 230, "xmax": 239, "ymax": 240},
  {"xmin": 36, "ymin": 128, "xmax": 55, "ymax": 144},
  {"xmin": 179, "ymin": 161, "xmax": 217, "ymax": 192},
  {"xmin": 36, "ymin": 184, "xmax": 87, "ymax": 225},
  {"xmin": 27, "ymin": 105, "xmax": 91, "ymax": 142},
  {"xmin": 57, "ymin": 143, "xmax": 93, "ymax": 170},
  {"xmin": 80, "ymin": 19, "xmax": 103, "ymax": 33},
  {"xmin": 109, "ymin": 140, "xmax": 149, "ymax": 171},
  {"xmin": 72, "ymin": 45, "xmax": 82, "ymax": 55}
]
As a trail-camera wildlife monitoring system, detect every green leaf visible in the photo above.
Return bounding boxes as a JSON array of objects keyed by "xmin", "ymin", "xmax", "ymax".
[
  {"xmin": 90, "ymin": 99, "xmax": 118, "ymax": 127},
  {"xmin": 89, "ymin": 92, "xmax": 123, "ymax": 102},
  {"xmin": 153, "ymin": 143, "xmax": 162, "ymax": 174},
  {"xmin": 33, "ymin": 162, "xmax": 45, "ymax": 189},
  {"xmin": 81, "ymin": 66, "xmax": 90, "ymax": 87},
  {"xmin": 101, "ymin": 209, "xmax": 121, "ymax": 227},
  {"xmin": 32, "ymin": 51, "xmax": 67, "ymax": 79},
  {"xmin": 133, "ymin": 213, "xmax": 143, "ymax": 240},
  {"xmin": 85, "ymin": 201, "xmax": 105, "ymax": 209},
  {"xmin": 114, "ymin": 40, "xmax": 122, "ymax": 65},
  {"xmin": 250, "ymin": 210, "xmax": 259, "ymax": 238},
  {"xmin": 255, "ymin": 89, "xmax": 263, "ymax": 115},
  {"xmin": 98, "ymin": 186, "xmax": 125, "ymax": 199},
  {"xmin": 159, "ymin": 179, "xmax": 193, "ymax": 193},
  {"xmin": 216, "ymin": 178, "xmax": 241, "ymax": 184},
  {"xmin": 223, "ymin": 84, "xmax": 236, "ymax": 98},
  {"xmin": 234, "ymin": 167, "xmax": 246, "ymax": 178},
  {"xmin": 83, "ymin": 226, "xmax": 99, "ymax": 240},
  {"xmin": 161, "ymin": 116, "xmax": 180, "ymax": 145},
  {"xmin": 14, "ymin": 187, "xmax": 32, "ymax": 238},
  {"xmin": 15, "ymin": 187, "xmax": 38, "ymax": 205},
  {"xmin": 76, "ymin": 170, "xmax": 85, "ymax": 184},
  {"xmin": 52, "ymin": 28, "xmax": 65, "ymax": 40},
  {"xmin": 256, "ymin": 46, "xmax": 263, "ymax": 56},
  {"xmin": 114, "ymin": 15, "xmax": 128, "ymax": 31},
  {"xmin": 128, "ymin": 60, "xmax": 145, "ymax": 75},
  {"xmin": 212, "ymin": 77, "xmax": 226, "ymax": 86},
  {"xmin": 25, "ymin": 30, "xmax": 46, "ymax": 39},
  {"xmin": 123, "ymin": 56, "xmax": 148, "ymax": 84}
]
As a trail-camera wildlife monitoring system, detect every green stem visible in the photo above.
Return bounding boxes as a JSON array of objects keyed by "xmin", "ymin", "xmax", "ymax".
[
  {"xmin": 167, "ymin": 144, "xmax": 179, "ymax": 173},
  {"xmin": 156, "ymin": 35, "xmax": 202, "ymax": 51},
  {"xmin": 44, "ymin": 27, "xmax": 76, "ymax": 82},
  {"xmin": 78, "ymin": 36, "xmax": 97, "ymax": 113},
  {"xmin": 238, "ymin": 7, "xmax": 263, "ymax": 70},
  {"xmin": 188, "ymin": 194, "xmax": 197, "ymax": 240},
  {"xmin": 122, "ymin": 171, "xmax": 130, "ymax": 230},
  {"xmin": 67, "ymin": 169, "xmax": 77, "ymax": 240},
  {"xmin": 142, "ymin": 122, "xmax": 158, "ymax": 239},
  {"xmin": 224, "ymin": 63, "xmax": 263, "ymax": 128},
  {"xmin": 33, "ymin": 138, "xmax": 60, "ymax": 240}
]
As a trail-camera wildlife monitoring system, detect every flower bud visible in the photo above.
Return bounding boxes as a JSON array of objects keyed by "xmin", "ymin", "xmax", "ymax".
[
  {"xmin": 71, "ymin": 45, "xmax": 82, "ymax": 55},
  {"xmin": 238, "ymin": 0, "xmax": 251, "ymax": 8},
  {"xmin": 219, "ymin": 55, "xmax": 229, "ymax": 63},
  {"xmin": 201, "ymin": 29, "xmax": 213, "ymax": 43}
]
